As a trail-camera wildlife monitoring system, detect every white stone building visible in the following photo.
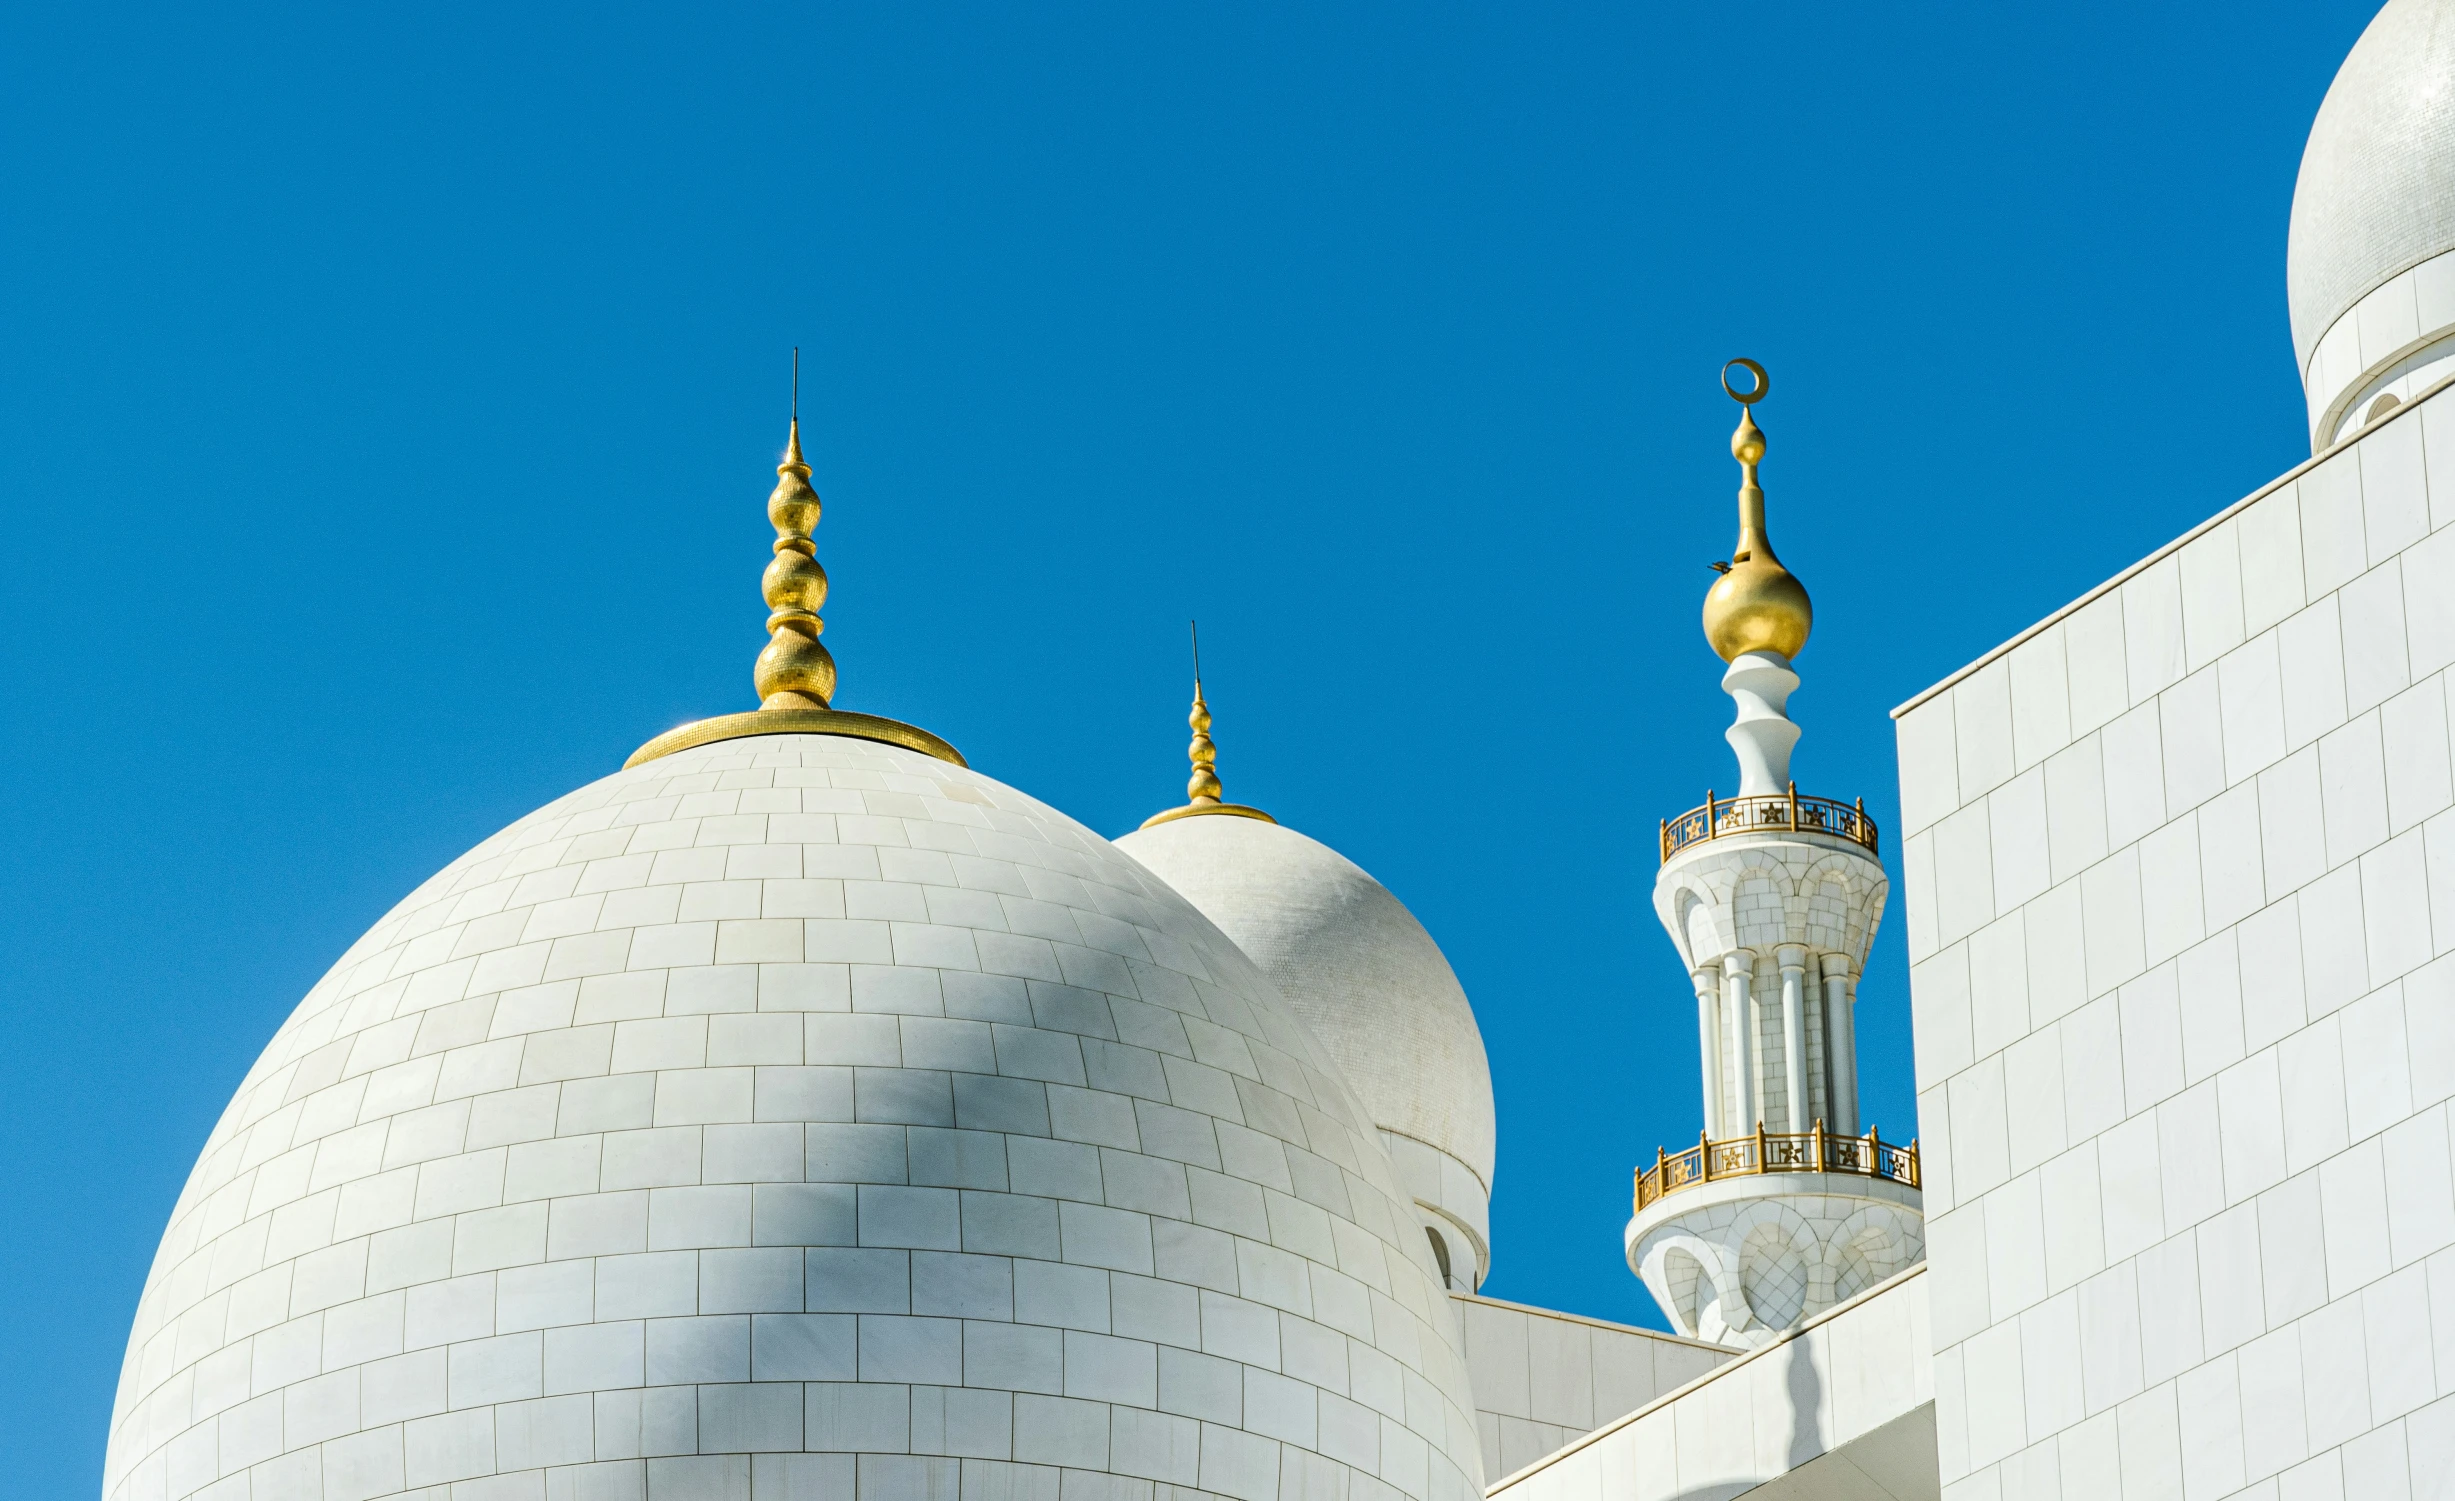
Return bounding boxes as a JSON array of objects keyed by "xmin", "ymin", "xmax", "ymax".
[{"xmin": 99, "ymin": 2, "xmax": 2455, "ymax": 1497}]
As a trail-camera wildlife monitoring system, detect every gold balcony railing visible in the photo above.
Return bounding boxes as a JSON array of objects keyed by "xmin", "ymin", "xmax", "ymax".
[
  {"xmin": 1633, "ymin": 1123, "xmax": 1919, "ymax": 1213},
  {"xmin": 1659, "ymin": 785, "xmax": 1878, "ymax": 863}
]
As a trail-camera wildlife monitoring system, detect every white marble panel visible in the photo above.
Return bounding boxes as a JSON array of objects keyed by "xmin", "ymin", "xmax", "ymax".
[
  {"xmin": 1901, "ymin": 695, "xmax": 1964, "ymax": 840},
  {"xmin": 2382, "ymin": 677, "xmax": 2455, "ymax": 833},
  {"xmin": 2217, "ymin": 1050, "xmax": 2289, "ymax": 1208},
  {"xmin": 2406, "ymin": 529, "xmax": 2455, "ymax": 681},
  {"xmin": 2125, "ymin": 559, "xmax": 2188, "ymax": 708},
  {"xmin": 2258, "ymin": 750, "xmax": 2328, "ymax": 899},
  {"xmin": 2023, "ymin": 881, "xmax": 2088, "ymax": 1029},
  {"xmin": 1916, "ymin": 943, "xmax": 1977, "ymax": 1094},
  {"xmin": 2068, "ymin": 596, "xmax": 2132, "ymax": 739},
  {"xmin": 2101, "ymin": 705, "xmax": 2170, "ymax": 853},
  {"xmin": 2197, "ymin": 783, "xmax": 2268, "ymax": 935},
  {"xmin": 2079, "ymin": 851, "xmax": 2148, "ymax": 1002},
  {"xmin": 2301, "ymin": 455, "xmax": 2370, "ymax": 600},
  {"xmin": 2342, "ymin": 565, "xmax": 2414, "ymax": 717},
  {"xmin": 2011, "ymin": 628, "xmax": 2076, "ymax": 775},
  {"xmin": 2239, "ymin": 486, "xmax": 2309, "ymax": 639},
  {"xmin": 2137, "ymin": 819, "xmax": 2206, "ymax": 967},
  {"xmin": 2362, "ymin": 832, "xmax": 2434, "ymax": 986},
  {"xmin": 2181, "ymin": 523, "xmax": 2249, "ymax": 675},
  {"xmin": 2220, "ymin": 634, "xmax": 2291, "ymax": 788},
  {"xmin": 2043, "ymin": 739, "xmax": 2111, "ymax": 888},
  {"xmin": 1960, "ymin": 662, "xmax": 2019, "ymax": 806},
  {"xmin": 1972, "ymin": 914, "xmax": 2034, "ymax": 1066},
  {"xmin": 2320, "ymin": 715, "xmax": 2392, "ymax": 867},
  {"xmin": 1935, "ymin": 803, "xmax": 2000, "ymax": 949},
  {"xmin": 2040, "ymin": 1147, "xmax": 2105, "ymax": 1299},
  {"xmin": 2161, "ymin": 668, "xmax": 2228, "ymax": 817},
  {"xmin": 2280, "ymin": 599, "xmax": 2352, "ymax": 755},
  {"xmin": 2361, "ymin": 408, "xmax": 2431, "ymax": 566}
]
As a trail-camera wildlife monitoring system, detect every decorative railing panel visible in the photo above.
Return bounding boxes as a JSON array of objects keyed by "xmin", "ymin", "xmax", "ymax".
[
  {"xmin": 1633, "ymin": 1124, "xmax": 1920, "ymax": 1213},
  {"xmin": 1659, "ymin": 785, "xmax": 1879, "ymax": 863}
]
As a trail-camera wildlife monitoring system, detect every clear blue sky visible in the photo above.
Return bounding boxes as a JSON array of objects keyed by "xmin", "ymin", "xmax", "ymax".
[{"xmin": 0, "ymin": 1, "xmax": 2374, "ymax": 1488}]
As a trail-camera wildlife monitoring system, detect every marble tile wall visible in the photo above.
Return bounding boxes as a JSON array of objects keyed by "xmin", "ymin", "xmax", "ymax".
[
  {"xmin": 1450, "ymin": 1295, "xmax": 1733, "ymax": 1482},
  {"xmin": 1897, "ymin": 388, "xmax": 2455, "ymax": 1501}
]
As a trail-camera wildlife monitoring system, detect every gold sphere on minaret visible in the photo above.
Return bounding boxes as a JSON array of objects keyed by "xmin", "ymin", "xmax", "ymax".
[{"xmin": 1700, "ymin": 358, "xmax": 1813, "ymax": 662}]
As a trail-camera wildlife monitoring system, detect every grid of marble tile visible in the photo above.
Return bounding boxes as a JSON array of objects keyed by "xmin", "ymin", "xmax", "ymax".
[
  {"xmin": 101, "ymin": 736, "xmax": 1483, "ymax": 1501},
  {"xmin": 1449, "ymin": 1295, "xmax": 1733, "ymax": 1483},
  {"xmin": 1898, "ymin": 388, "xmax": 2455, "ymax": 1501}
]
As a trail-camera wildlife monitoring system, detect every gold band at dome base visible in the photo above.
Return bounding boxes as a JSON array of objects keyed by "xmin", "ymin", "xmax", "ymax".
[
  {"xmin": 625, "ymin": 708, "xmax": 965, "ymax": 769},
  {"xmin": 1138, "ymin": 802, "xmax": 1277, "ymax": 829}
]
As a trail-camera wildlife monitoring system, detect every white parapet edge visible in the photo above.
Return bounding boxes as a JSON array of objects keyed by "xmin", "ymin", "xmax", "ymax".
[
  {"xmin": 1483, "ymin": 1260, "xmax": 1929, "ymax": 1496},
  {"xmin": 1890, "ymin": 365, "xmax": 2455, "ymax": 722}
]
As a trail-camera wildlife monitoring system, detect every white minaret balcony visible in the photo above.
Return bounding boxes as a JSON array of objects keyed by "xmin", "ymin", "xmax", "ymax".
[{"xmin": 1631, "ymin": 801, "xmax": 1919, "ymax": 1347}]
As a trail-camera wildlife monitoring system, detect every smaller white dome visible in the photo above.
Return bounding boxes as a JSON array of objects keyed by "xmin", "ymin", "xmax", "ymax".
[
  {"xmin": 2287, "ymin": 0, "xmax": 2455, "ymax": 445},
  {"xmin": 1116, "ymin": 813, "xmax": 1496, "ymax": 1284}
]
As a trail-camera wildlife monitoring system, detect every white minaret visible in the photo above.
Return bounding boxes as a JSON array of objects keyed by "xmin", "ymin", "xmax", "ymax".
[{"xmin": 1623, "ymin": 361, "xmax": 1923, "ymax": 1348}]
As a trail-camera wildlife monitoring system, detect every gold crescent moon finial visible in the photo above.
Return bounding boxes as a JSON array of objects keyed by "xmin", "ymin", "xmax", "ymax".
[{"xmin": 1700, "ymin": 359, "xmax": 1812, "ymax": 662}]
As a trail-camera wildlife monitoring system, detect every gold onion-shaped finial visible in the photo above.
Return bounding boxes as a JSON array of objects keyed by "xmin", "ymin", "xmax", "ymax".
[
  {"xmin": 1139, "ymin": 621, "xmax": 1276, "ymax": 829},
  {"xmin": 1701, "ymin": 358, "xmax": 1813, "ymax": 662},
  {"xmin": 620, "ymin": 351, "xmax": 964, "ymax": 770},
  {"xmin": 754, "ymin": 353, "xmax": 837, "ymax": 709},
  {"xmin": 1186, "ymin": 687, "xmax": 1224, "ymax": 806}
]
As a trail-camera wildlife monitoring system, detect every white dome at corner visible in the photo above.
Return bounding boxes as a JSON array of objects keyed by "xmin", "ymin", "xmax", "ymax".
[
  {"xmin": 1114, "ymin": 815, "xmax": 1495, "ymax": 1290},
  {"xmin": 2288, "ymin": 0, "xmax": 2455, "ymax": 446},
  {"xmin": 104, "ymin": 734, "xmax": 1484, "ymax": 1501}
]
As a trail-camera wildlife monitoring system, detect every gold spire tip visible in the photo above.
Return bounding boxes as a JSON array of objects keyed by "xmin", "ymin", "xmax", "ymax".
[
  {"xmin": 1700, "ymin": 358, "xmax": 1813, "ymax": 663},
  {"xmin": 1139, "ymin": 621, "xmax": 1275, "ymax": 829},
  {"xmin": 755, "ymin": 398, "xmax": 833, "ymax": 710},
  {"xmin": 621, "ymin": 354, "xmax": 962, "ymax": 770}
]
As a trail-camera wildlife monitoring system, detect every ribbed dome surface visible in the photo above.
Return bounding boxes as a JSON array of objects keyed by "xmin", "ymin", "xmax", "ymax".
[
  {"xmin": 103, "ymin": 734, "xmax": 1482, "ymax": 1501},
  {"xmin": 1115, "ymin": 817, "xmax": 1494, "ymax": 1195},
  {"xmin": 2288, "ymin": 0, "xmax": 2455, "ymax": 370}
]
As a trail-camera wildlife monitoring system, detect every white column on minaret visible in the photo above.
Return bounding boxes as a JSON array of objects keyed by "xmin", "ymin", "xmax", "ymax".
[
  {"xmin": 1725, "ymin": 951, "xmax": 1758, "ymax": 1129},
  {"xmin": 1821, "ymin": 953, "xmax": 1857, "ymax": 1134},
  {"xmin": 1777, "ymin": 944, "xmax": 1809, "ymax": 1132},
  {"xmin": 1722, "ymin": 651, "xmax": 1803, "ymax": 796},
  {"xmin": 1693, "ymin": 965, "xmax": 1726, "ymax": 1135}
]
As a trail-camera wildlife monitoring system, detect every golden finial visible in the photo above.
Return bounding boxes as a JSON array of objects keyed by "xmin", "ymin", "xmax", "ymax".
[
  {"xmin": 755, "ymin": 348, "xmax": 836, "ymax": 709},
  {"xmin": 1701, "ymin": 358, "xmax": 1813, "ymax": 662},
  {"xmin": 621, "ymin": 351, "xmax": 964, "ymax": 769},
  {"xmin": 1139, "ymin": 621, "xmax": 1276, "ymax": 829}
]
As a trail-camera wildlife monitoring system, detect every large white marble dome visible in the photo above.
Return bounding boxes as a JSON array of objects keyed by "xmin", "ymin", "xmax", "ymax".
[
  {"xmin": 1115, "ymin": 817, "xmax": 1494, "ymax": 1296},
  {"xmin": 2289, "ymin": 0, "xmax": 2455, "ymax": 446},
  {"xmin": 103, "ymin": 732, "xmax": 1485, "ymax": 1501}
]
